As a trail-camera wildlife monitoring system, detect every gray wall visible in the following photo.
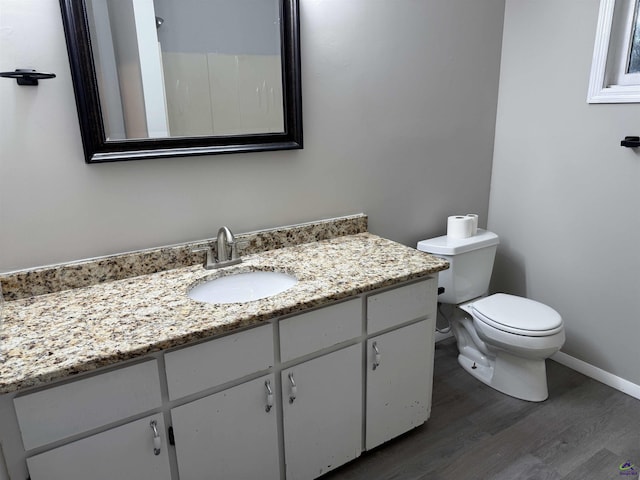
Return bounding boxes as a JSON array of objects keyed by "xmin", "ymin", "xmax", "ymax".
[
  {"xmin": 153, "ymin": 0, "xmax": 281, "ymax": 55},
  {"xmin": 488, "ymin": 0, "xmax": 640, "ymax": 385},
  {"xmin": 0, "ymin": 0, "xmax": 504, "ymax": 272}
]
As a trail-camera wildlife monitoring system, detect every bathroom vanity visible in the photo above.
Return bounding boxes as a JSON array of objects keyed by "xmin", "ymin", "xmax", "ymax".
[{"xmin": 0, "ymin": 216, "xmax": 448, "ymax": 480}]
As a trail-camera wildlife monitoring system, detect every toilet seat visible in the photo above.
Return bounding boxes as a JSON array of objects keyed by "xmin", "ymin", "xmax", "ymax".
[{"xmin": 471, "ymin": 293, "xmax": 563, "ymax": 337}]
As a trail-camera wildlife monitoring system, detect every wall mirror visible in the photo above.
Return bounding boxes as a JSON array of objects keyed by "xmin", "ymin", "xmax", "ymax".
[{"xmin": 59, "ymin": 0, "xmax": 302, "ymax": 163}]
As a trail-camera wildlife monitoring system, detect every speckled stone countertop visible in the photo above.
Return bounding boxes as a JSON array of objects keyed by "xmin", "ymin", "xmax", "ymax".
[{"xmin": 0, "ymin": 233, "xmax": 448, "ymax": 394}]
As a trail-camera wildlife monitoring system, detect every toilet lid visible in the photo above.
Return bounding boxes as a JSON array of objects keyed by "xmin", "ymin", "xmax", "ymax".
[{"xmin": 471, "ymin": 293, "xmax": 563, "ymax": 336}]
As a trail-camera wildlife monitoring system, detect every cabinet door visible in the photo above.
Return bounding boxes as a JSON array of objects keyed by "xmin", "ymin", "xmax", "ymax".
[
  {"xmin": 171, "ymin": 374, "xmax": 279, "ymax": 480},
  {"xmin": 282, "ymin": 344, "xmax": 362, "ymax": 480},
  {"xmin": 366, "ymin": 319, "xmax": 435, "ymax": 450},
  {"xmin": 26, "ymin": 414, "xmax": 171, "ymax": 480}
]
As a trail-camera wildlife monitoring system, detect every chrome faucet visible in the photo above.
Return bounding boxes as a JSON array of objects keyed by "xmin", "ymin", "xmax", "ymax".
[
  {"xmin": 216, "ymin": 226, "xmax": 239, "ymax": 264},
  {"xmin": 199, "ymin": 226, "xmax": 243, "ymax": 270}
]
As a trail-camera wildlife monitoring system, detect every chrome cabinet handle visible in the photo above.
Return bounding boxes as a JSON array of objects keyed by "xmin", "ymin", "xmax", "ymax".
[
  {"xmin": 150, "ymin": 420, "xmax": 161, "ymax": 456},
  {"xmin": 265, "ymin": 380, "xmax": 274, "ymax": 412},
  {"xmin": 288, "ymin": 373, "xmax": 297, "ymax": 404},
  {"xmin": 372, "ymin": 342, "xmax": 381, "ymax": 370}
]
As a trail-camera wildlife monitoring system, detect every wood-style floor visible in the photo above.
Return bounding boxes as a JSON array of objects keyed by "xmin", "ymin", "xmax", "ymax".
[{"xmin": 322, "ymin": 339, "xmax": 640, "ymax": 480}]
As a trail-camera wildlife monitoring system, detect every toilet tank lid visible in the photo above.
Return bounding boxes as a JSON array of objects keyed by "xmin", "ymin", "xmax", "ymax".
[{"xmin": 417, "ymin": 229, "xmax": 499, "ymax": 255}]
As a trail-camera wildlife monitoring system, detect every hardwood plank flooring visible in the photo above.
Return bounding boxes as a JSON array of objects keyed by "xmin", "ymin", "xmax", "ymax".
[{"xmin": 321, "ymin": 339, "xmax": 640, "ymax": 480}]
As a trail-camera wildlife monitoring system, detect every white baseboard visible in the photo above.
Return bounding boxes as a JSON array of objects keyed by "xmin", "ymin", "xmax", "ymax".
[
  {"xmin": 551, "ymin": 351, "xmax": 640, "ymax": 400},
  {"xmin": 432, "ymin": 334, "xmax": 639, "ymax": 400}
]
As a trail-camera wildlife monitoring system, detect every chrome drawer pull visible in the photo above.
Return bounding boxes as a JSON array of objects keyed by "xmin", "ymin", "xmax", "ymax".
[
  {"xmin": 150, "ymin": 420, "xmax": 161, "ymax": 456},
  {"xmin": 372, "ymin": 342, "xmax": 381, "ymax": 370},
  {"xmin": 288, "ymin": 373, "xmax": 297, "ymax": 404},
  {"xmin": 265, "ymin": 380, "xmax": 274, "ymax": 412}
]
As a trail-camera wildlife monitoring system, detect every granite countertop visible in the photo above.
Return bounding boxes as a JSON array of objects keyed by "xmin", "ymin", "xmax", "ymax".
[{"xmin": 0, "ymin": 233, "xmax": 448, "ymax": 394}]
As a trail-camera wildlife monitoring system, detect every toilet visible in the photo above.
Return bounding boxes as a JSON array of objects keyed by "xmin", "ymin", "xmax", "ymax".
[{"xmin": 417, "ymin": 229, "xmax": 565, "ymax": 402}]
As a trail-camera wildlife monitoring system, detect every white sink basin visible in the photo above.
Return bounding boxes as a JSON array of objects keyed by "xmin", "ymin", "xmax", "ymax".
[{"xmin": 188, "ymin": 271, "xmax": 298, "ymax": 304}]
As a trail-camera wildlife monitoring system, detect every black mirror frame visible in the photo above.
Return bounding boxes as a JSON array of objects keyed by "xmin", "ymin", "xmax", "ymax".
[{"xmin": 59, "ymin": 0, "xmax": 303, "ymax": 164}]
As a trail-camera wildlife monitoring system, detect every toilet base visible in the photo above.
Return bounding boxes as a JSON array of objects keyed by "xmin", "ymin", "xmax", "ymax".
[{"xmin": 458, "ymin": 350, "xmax": 549, "ymax": 402}]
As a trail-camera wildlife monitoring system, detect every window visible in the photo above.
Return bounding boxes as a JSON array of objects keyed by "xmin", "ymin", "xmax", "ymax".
[
  {"xmin": 629, "ymin": 8, "xmax": 640, "ymax": 73},
  {"xmin": 588, "ymin": 0, "xmax": 640, "ymax": 103}
]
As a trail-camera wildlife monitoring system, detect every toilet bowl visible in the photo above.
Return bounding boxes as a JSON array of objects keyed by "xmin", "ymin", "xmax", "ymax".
[
  {"xmin": 417, "ymin": 230, "xmax": 565, "ymax": 402},
  {"xmin": 457, "ymin": 293, "xmax": 565, "ymax": 401}
]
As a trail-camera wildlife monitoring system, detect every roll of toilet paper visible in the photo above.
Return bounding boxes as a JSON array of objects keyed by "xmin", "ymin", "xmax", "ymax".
[
  {"xmin": 465, "ymin": 214, "xmax": 478, "ymax": 235},
  {"xmin": 447, "ymin": 215, "xmax": 474, "ymax": 239}
]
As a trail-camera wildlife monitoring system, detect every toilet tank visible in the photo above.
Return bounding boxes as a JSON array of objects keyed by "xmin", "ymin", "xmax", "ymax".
[{"xmin": 417, "ymin": 229, "xmax": 499, "ymax": 305}]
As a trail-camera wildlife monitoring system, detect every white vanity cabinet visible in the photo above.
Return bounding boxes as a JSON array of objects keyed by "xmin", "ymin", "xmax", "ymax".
[
  {"xmin": 170, "ymin": 374, "xmax": 280, "ymax": 480},
  {"xmin": 2, "ymin": 276, "xmax": 439, "ymax": 480}
]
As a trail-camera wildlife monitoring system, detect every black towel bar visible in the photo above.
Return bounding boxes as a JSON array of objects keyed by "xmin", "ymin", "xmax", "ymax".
[
  {"xmin": 0, "ymin": 69, "xmax": 56, "ymax": 86},
  {"xmin": 621, "ymin": 136, "xmax": 640, "ymax": 148}
]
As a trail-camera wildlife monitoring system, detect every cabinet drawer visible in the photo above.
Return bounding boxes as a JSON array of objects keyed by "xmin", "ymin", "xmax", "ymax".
[
  {"xmin": 279, "ymin": 298, "xmax": 362, "ymax": 363},
  {"xmin": 367, "ymin": 278, "xmax": 437, "ymax": 334},
  {"xmin": 14, "ymin": 360, "xmax": 162, "ymax": 451},
  {"xmin": 26, "ymin": 413, "xmax": 171, "ymax": 480},
  {"xmin": 165, "ymin": 324, "xmax": 273, "ymax": 400}
]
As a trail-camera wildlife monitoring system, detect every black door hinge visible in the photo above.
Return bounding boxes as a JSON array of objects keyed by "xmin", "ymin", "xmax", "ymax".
[{"xmin": 168, "ymin": 426, "xmax": 175, "ymax": 446}]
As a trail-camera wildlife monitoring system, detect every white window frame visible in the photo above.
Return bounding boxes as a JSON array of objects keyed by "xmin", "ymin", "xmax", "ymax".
[{"xmin": 588, "ymin": 0, "xmax": 640, "ymax": 103}]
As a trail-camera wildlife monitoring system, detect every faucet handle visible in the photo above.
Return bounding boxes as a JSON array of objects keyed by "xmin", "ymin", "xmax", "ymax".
[
  {"xmin": 192, "ymin": 245, "xmax": 216, "ymax": 269},
  {"xmin": 229, "ymin": 240, "xmax": 245, "ymax": 260},
  {"xmin": 192, "ymin": 245, "xmax": 214, "ymax": 257},
  {"xmin": 229, "ymin": 238, "xmax": 250, "ymax": 260}
]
